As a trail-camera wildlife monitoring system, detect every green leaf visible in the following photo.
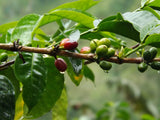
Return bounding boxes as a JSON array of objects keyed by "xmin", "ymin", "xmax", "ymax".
[
  {"xmin": 69, "ymin": 30, "xmax": 80, "ymax": 42},
  {"xmin": 147, "ymin": 0, "xmax": 160, "ymax": 10},
  {"xmin": 83, "ymin": 65, "xmax": 95, "ymax": 82},
  {"xmin": 98, "ymin": 10, "xmax": 160, "ymax": 42},
  {"xmin": 98, "ymin": 20, "xmax": 140, "ymax": 42},
  {"xmin": 69, "ymin": 57, "xmax": 82, "ymax": 75},
  {"xmin": 0, "ymin": 67, "xmax": 20, "ymax": 100},
  {"xmin": 14, "ymin": 93, "xmax": 24, "ymax": 120},
  {"xmin": 27, "ymin": 57, "xmax": 64, "ymax": 119},
  {"xmin": 123, "ymin": 10, "xmax": 158, "ymax": 32},
  {"xmin": 143, "ymin": 6, "xmax": 160, "ymax": 20},
  {"xmin": 141, "ymin": 114, "xmax": 156, "ymax": 120},
  {"xmin": 48, "ymin": 8, "xmax": 95, "ymax": 28},
  {"xmin": 14, "ymin": 52, "xmax": 46, "ymax": 111},
  {"xmin": 145, "ymin": 34, "xmax": 160, "ymax": 47},
  {"xmin": 52, "ymin": 88, "xmax": 68, "ymax": 120},
  {"xmin": 141, "ymin": 0, "xmax": 149, "ymax": 7},
  {"xmin": 0, "ymin": 75, "xmax": 15, "ymax": 120},
  {"xmin": 11, "ymin": 14, "xmax": 44, "ymax": 45},
  {"xmin": 64, "ymin": 56, "xmax": 83, "ymax": 86},
  {"xmin": 40, "ymin": 0, "xmax": 99, "ymax": 27},
  {"xmin": 49, "ymin": 0, "xmax": 99, "ymax": 12},
  {"xmin": 0, "ymin": 21, "xmax": 17, "ymax": 34},
  {"xmin": 140, "ymin": 20, "xmax": 159, "ymax": 42}
]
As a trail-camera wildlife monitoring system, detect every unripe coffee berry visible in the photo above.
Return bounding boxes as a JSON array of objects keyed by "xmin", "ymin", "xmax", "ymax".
[
  {"xmin": 143, "ymin": 50, "xmax": 152, "ymax": 62},
  {"xmin": 54, "ymin": 58, "xmax": 67, "ymax": 72},
  {"xmin": 96, "ymin": 45, "xmax": 108, "ymax": 57},
  {"xmin": 138, "ymin": 62, "xmax": 148, "ymax": 73},
  {"xmin": 106, "ymin": 48, "xmax": 115, "ymax": 58},
  {"xmin": 98, "ymin": 38, "xmax": 111, "ymax": 47},
  {"xmin": 90, "ymin": 39, "xmax": 99, "ymax": 52},
  {"xmin": 149, "ymin": 47, "xmax": 157, "ymax": 60},
  {"xmin": 0, "ymin": 52, "xmax": 8, "ymax": 62},
  {"xmin": 150, "ymin": 61, "xmax": 160, "ymax": 70},
  {"xmin": 80, "ymin": 46, "xmax": 91, "ymax": 54},
  {"xmin": 99, "ymin": 61, "xmax": 112, "ymax": 70}
]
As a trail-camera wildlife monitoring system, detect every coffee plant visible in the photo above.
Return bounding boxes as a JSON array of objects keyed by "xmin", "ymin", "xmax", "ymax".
[{"xmin": 0, "ymin": 0, "xmax": 160, "ymax": 119}]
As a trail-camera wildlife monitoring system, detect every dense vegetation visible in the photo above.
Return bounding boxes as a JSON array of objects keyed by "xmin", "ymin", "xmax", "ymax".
[{"xmin": 1, "ymin": 0, "xmax": 160, "ymax": 120}]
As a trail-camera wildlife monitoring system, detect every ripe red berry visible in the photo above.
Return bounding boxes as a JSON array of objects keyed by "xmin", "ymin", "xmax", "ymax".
[
  {"xmin": 80, "ymin": 46, "xmax": 91, "ymax": 54},
  {"xmin": 59, "ymin": 38, "xmax": 69, "ymax": 47},
  {"xmin": 64, "ymin": 41, "xmax": 78, "ymax": 50},
  {"xmin": 54, "ymin": 58, "xmax": 67, "ymax": 72}
]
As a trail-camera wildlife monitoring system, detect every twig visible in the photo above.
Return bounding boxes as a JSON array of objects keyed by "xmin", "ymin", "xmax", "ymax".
[{"xmin": 0, "ymin": 60, "xmax": 15, "ymax": 70}]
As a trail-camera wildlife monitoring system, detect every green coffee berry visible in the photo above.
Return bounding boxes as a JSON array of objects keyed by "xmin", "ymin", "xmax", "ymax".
[
  {"xmin": 106, "ymin": 48, "xmax": 115, "ymax": 58},
  {"xmin": 149, "ymin": 47, "xmax": 157, "ymax": 60},
  {"xmin": 0, "ymin": 52, "xmax": 8, "ymax": 62},
  {"xmin": 143, "ymin": 50, "xmax": 152, "ymax": 62},
  {"xmin": 150, "ymin": 61, "xmax": 160, "ymax": 70},
  {"xmin": 96, "ymin": 45, "xmax": 108, "ymax": 57},
  {"xmin": 138, "ymin": 62, "xmax": 148, "ymax": 73},
  {"xmin": 99, "ymin": 61, "xmax": 112, "ymax": 70},
  {"xmin": 90, "ymin": 39, "xmax": 99, "ymax": 52},
  {"xmin": 98, "ymin": 38, "xmax": 111, "ymax": 47}
]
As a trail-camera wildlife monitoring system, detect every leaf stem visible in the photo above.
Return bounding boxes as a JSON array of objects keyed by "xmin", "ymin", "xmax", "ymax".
[{"xmin": 124, "ymin": 44, "xmax": 146, "ymax": 57}]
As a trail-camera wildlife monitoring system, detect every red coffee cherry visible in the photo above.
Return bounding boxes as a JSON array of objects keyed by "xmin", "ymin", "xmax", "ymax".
[
  {"xmin": 59, "ymin": 38, "xmax": 69, "ymax": 47},
  {"xmin": 54, "ymin": 58, "xmax": 67, "ymax": 72},
  {"xmin": 80, "ymin": 46, "xmax": 91, "ymax": 54},
  {"xmin": 64, "ymin": 41, "xmax": 78, "ymax": 50}
]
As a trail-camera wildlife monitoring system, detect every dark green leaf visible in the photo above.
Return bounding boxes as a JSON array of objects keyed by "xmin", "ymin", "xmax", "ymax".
[
  {"xmin": 52, "ymin": 88, "xmax": 68, "ymax": 120},
  {"xmin": 83, "ymin": 65, "xmax": 95, "ymax": 82},
  {"xmin": 14, "ymin": 52, "xmax": 46, "ymax": 111},
  {"xmin": 0, "ymin": 75, "xmax": 15, "ymax": 120},
  {"xmin": 98, "ymin": 20, "xmax": 140, "ymax": 42},
  {"xmin": 0, "ymin": 67, "xmax": 20, "ymax": 100},
  {"xmin": 27, "ymin": 57, "xmax": 64, "ymax": 118}
]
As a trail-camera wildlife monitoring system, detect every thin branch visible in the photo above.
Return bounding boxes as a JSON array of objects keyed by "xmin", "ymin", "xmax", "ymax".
[
  {"xmin": 0, "ymin": 60, "xmax": 15, "ymax": 70},
  {"xmin": 0, "ymin": 43, "xmax": 160, "ymax": 65}
]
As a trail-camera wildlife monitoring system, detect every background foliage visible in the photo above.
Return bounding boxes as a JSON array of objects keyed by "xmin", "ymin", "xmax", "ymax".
[{"xmin": 1, "ymin": 0, "xmax": 160, "ymax": 120}]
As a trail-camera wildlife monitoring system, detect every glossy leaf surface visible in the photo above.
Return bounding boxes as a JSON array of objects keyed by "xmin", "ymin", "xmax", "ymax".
[
  {"xmin": 27, "ymin": 57, "xmax": 64, "ymax": 118},
  {"xmin": 0, "ymin": 75, "xmax": 15, "ymax": 120},
  {"xmin": 14, "ymin": 52, "xmax": 46, "ymax": 111}
]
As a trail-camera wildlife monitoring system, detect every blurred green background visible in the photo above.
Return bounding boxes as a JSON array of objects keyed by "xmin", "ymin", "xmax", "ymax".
[{"xmin": 1, "ymin": 0, "xmax": 160, "ymax": 119}]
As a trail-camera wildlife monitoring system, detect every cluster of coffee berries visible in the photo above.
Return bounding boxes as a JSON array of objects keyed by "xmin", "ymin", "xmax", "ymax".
[
  {"xmin": 54, "ymin": 38, "xmax": 79, "ymax": 72},
  {"xmin": 138, "ymin": 47, "xmax": 160, "ymax": 72},
  {"xmin": 0, "ymin": 52, "xmax": 8, "ymax": 63},
  {"xmin": 90, "ymin": 38, "xmax": 115, "ymax": 58},
  {"xmin": 80, "ymin": 38, "xmax": 115, "ymax": 71}
]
